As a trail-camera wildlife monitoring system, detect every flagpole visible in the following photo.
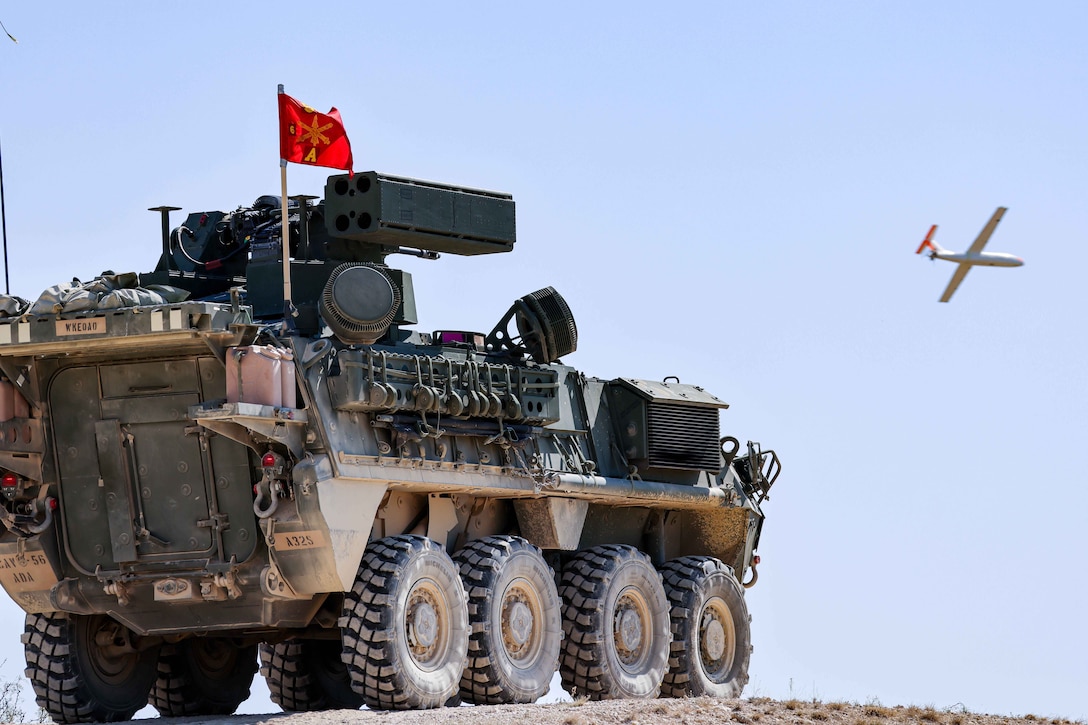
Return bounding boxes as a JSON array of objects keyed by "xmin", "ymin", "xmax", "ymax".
[
  {"xmin": 279, "ymin": 159, "xmax": 291, "ymax": 307},
  {"xmin": 277, "ymin": 85, "xmax": 292, "ymax": 318}
]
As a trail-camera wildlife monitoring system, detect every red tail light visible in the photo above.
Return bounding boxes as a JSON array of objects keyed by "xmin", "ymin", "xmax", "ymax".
[
  {"xmin": 1, "ymin": 473, "xmax": 18, "ymax": 488},
  {"xmin": 262, "ymin": 453, "xmax": 278, "ymax": 468}
]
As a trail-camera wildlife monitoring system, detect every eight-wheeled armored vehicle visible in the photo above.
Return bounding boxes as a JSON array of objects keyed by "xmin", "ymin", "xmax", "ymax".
[{"xmin": 0, "ymin": 169, "xmax": 779, "ymax": 722}]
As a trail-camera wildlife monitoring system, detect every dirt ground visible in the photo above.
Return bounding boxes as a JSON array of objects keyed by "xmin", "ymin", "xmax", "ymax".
[{"xmin": 91, "ymin": 698, "xmax": 1082, "ymax": 725}]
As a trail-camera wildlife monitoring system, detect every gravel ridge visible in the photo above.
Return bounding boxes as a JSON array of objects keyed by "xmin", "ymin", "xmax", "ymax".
[{"xmin": 29, "ymin": 697, "xmax": 1080, "ymax": 725}]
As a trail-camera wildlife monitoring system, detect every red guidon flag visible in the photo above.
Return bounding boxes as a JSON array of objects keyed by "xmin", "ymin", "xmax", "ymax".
[{"xmin": 278, "ymin": 93, "xmax": 353, "ymax": 173}]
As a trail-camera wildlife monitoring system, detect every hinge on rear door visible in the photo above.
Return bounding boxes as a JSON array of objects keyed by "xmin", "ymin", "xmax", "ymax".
[{"xmin": 196, "ymin": 512, "xmax": 231, "ymax": 534}]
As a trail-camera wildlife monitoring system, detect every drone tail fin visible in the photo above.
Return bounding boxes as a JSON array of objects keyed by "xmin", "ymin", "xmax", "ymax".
[{"xmin": 915, "ymin": 224, "xmax": 939, "ymax": 255}]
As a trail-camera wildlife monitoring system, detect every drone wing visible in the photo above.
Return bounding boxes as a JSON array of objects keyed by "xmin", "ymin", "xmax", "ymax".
[
  {"xmin": 966, "ymin": 207, "xmax": 1007, "ymax": 255},
  {"xmin": 939, "ymin": 263, "xmax": 971, "ymax": 303}
]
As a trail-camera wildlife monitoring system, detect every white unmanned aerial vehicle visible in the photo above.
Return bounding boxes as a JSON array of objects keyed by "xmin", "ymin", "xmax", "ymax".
[{"xmin": 916, "ymin": 207, "xmax": 1024, "ymax": 302}]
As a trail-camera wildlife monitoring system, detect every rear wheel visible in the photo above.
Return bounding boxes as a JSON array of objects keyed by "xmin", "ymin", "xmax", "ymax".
[
  {"xmin": 340, "ymin": 534, "xmax": 469, "ymax": 709},
  {"xmin": 260, "ymin": 638, "xmax": 364, "ymax": 712},
  {"xmin": 23, "ymin": 612, "xmax": 159, "ymax": 723},
  {"xmin": 150, "ymin": 638, "xmax": 257, "ymax": 716},
  {"xmin": 558, "ymin": 545, "xmax": 670, "ymax": 700},
  {"xmin": 660, "ymin": 556, "xmax": 751, "ymax": 698},
  {"xmin": 454, "ymin": 535, "xmax": 562, "ymax": 704}
]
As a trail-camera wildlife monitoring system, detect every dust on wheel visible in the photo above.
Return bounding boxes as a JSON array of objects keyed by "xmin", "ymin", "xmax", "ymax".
[
  {"xmin": 261, "ymin": 637, "xmax": 365, "ymax": 711},
  {"xmin": 22, "ymin": 612, "xmax": 159, "ymax": 723},
  {"xmin": 150, "ymin": 638, "xmax": 257, "ymax": 717},
  {"xmin": 340, "ymin": 534, "xmax": 468, "ymax": 709},
  {"xmin": 660, "ymin": 556, "xmax": 751, "ymax": 698},
  {"xmin": 559, "ymin": 544, "xmax": 670, "ymax": 700},
  {"xmin": 454, "ymin": 535, "xmax": 562, "ymax": 704}
]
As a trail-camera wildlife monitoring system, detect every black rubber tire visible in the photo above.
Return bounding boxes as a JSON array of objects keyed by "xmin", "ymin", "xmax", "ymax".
[
  {"xmin": 454, "ymin": 535, "xmax": 562, "ymax": 704},
  {"xmin": 149, "ymin": 639, "xmax": 258, "ymax": 717},
  {"xmin": 660, "ymin": 556, "xmax": 751, "ymax": 698},
  {"xmin": 340, "ymin": 534, "xmax": 469, "ymax": 710},
  {"xmin": 22, "ymin": 612, "xmax": 159, "ymax": 724},
  {"xmin": 558, "ymin": 545, "xmax": 670, "ymax": 700},
  {"xmin": 259, "ymin": 638, "xmax": 364, "ymax": 712}
]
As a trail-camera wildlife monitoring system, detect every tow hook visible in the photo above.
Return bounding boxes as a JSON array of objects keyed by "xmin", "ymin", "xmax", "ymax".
[
  {"xmin": 742, "ymin": 554, "xmax": 760, "ymax": 589},
  {"xmin": 253, "ymin": 479, "xmax": 281, "ymax": 519},
  {"xmin": 254, "ymin": 450, "xmax": 287, "ymax": 518},
  {"xmin": 27, "ymin": 497, "xmax": 57, "ymax": 535}
]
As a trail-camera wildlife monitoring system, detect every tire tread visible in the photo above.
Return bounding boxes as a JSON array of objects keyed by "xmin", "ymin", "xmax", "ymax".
[
  {"xmin": 22, "ymin": 612, "xmax": 151, "ymax": 723},
  {"xmin": 660, "ymin": 555, "xmax": 751, "ymax": 698},
  {"xmin": 558, "ymin": 544, "xmax": 668, "ymax": 700},
  {"xmin": 453, "ymin": 535, "xmax": 559, "ymax": 705},
  {"xmin": 340, "ymin": 534, "xmax": 466, "ymax": 710}
]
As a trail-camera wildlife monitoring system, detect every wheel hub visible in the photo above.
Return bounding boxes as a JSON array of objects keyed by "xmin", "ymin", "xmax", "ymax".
[
  {"xmin": 406, "ymin": 581, "xmax": 447, "ymax": 666},
  {"xmin": 618, "ymin": 608, "xmax": 642, "ymax": 652},
  {"xmin": 88, "ymin": 617, "xmax": 142, "ymax": 684},
  {"xmin": 409, "ymin": 600, "xmax": 438, "ymax": 649},
  {"xmin": 703, "ymin": 618, "xmax": 726, "ymax": 661},
  {"xmin": 613, "ymin": 588, "xmax": 650, "ymax": 667},
  {"xmin": 699, "ymin": 596, "xmax": 736, "ymax": 678},
  {"xmin": 190, "ymin": 638, "xmax": 236, "ymax": 677},
  {"xmin": 501, "ymin": 579, "xmax": 544, "ymax": 663},
  {"xmin": 505, "ymin": 600, "xmax": 533, "ymax": 647}
]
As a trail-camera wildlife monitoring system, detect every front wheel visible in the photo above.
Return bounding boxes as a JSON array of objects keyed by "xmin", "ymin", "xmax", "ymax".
[
  {"xmin": 340, "ymin": 535, "xmax": 469, "ymax": 710},
  {"xmin": 23, "ymin": 612, "xmax": 159, "ymax": 723},
  {"xmin": 660, "ymin": 556, "xmax": 751, "ymax": 698}
]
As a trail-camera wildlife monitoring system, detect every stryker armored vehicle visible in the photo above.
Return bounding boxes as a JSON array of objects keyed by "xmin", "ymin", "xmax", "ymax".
[{"xmin": 0, "ymin": 170, "xmax": 780, "ymax": 722}]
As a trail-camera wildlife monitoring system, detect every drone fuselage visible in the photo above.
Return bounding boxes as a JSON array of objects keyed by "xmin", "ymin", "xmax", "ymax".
[{"xmin": 931, "ymin": 250, "xmax": 1024, "ymax": 268}]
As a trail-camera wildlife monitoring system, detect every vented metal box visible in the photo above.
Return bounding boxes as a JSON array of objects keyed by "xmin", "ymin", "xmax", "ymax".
[
  {"xmin": 324, "ymin": 172, "xmax": 515, "ymax": 256},
  {"xmin": 608, "ymin": 378, "xmax": 729, "ymax": 484}
]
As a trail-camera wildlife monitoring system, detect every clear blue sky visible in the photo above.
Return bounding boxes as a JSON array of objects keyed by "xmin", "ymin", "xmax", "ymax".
[{"xmin": 1, "ymin": 2, "xmax": 1085, "ymax": 720}]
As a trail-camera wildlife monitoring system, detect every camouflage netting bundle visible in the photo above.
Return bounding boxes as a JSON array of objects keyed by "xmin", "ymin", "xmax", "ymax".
[
  {"xmin": 0, "ymin": 272, "xmax": 190, "ymax": 318},
  {"xmin": 0, "ymin": 295, "xmax": 28, "ymax": 318}
]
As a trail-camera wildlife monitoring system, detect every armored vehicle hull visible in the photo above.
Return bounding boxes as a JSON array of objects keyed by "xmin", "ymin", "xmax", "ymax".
[{"xmin": 0, "ymin": 170, "xmax": 779, "ymax": 722}]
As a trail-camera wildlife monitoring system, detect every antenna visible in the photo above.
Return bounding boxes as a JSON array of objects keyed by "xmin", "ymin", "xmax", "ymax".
[{"xmin": 0, "ymin": 133, "xmax": 9, "ymax": 294}]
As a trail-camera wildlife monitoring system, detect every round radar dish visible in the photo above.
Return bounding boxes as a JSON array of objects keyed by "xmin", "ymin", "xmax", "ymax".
[
  {"xmin": 516, "ymin": 286, "xmax": 578, "ymax": 363},
  {"xmin": 333, "ymin": 266, "xmax": 395, "ymax": 324},
  {"xmin": 321, "ymin": 263, "xmax": 402, "ymax": 344}
]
